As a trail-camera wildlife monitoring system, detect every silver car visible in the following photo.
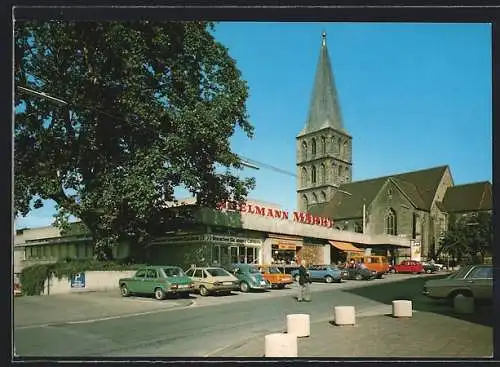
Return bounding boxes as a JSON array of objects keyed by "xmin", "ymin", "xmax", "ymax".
[{"xmin": 423, "ymin": 264, "xmax": 492, "ymax": 302}]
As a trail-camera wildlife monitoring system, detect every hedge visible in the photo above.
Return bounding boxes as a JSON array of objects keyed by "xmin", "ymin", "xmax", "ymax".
[{"xmin": 20, "ymin": 258, "xmax": 147, "ymax": 296}]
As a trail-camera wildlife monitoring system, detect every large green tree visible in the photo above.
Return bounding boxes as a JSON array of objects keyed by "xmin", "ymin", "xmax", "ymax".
[
  {"xmin": 436, "ymin": 212, "xmax": 492, "ymax": 264},
  {"xmin": 14, "ymin": 21, "xmax": 255, "ymax": 260}
]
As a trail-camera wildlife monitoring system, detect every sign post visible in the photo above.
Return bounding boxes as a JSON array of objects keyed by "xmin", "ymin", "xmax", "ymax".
[{"xmin": 70, "ymin": 272, "xmax": 86, "ymax": 289}]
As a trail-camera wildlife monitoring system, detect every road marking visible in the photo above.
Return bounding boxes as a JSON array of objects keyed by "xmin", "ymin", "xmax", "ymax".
[{"xmin": 15, "ymin": 301, "xmax": 196, "ymax": 330}]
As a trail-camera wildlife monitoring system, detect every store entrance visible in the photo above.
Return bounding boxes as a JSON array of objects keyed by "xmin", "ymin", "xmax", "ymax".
[
  {"xmin": 228, "ymin": 245, "xmax": 259, "ymax": 264},
  {"xmin": 271, "ymin": 244, "xmax": 298, "ymax": 265}
]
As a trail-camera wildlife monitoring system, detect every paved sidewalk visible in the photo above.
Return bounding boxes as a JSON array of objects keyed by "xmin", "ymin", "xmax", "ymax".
[{"xmin": 212, "ymin": 309, "xmax": 493, "ymax": 358}]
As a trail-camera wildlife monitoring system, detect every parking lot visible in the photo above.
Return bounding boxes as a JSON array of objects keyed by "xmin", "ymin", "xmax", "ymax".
[{"xmin": 14, "ymin": 272, "xmax": 441, "ymax": 328}]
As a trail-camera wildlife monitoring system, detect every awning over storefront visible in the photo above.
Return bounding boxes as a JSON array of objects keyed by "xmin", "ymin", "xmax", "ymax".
[{"xmin": 329, "ymin": 241, "xmax": 364, "ymax": 253}]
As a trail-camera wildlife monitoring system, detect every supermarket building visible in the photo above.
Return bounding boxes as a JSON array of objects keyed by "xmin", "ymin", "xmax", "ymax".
[{"xmin": 14, "ymin": 198, "xmax": 411, "ymax": 275}]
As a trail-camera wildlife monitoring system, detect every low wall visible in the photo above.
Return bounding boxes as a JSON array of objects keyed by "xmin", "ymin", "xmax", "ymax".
[{"xmin": 42, "ymin": 270, "xmax": 136, "ymax": 295}]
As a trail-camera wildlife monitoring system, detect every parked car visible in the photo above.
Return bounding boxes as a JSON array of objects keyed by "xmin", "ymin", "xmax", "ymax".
[
  {"xmin": 184, "ymin": 266, "xmax": 239, "ymax": 296},
  {"xmin": 226, "ymin": 263, "xmax": 270, "ymax": 292},
  {"xmin": 393, "ymin": 260, "xmax": 424, "ymax": 274},
  {"xmin": 13, "ymin": 276, "xmax": 22, "ymax": 297},
  {"xmin": 255, "ymin": 265, "xmax": 294, "ymax": 289},
  {"xmin": 119, "ymin": 265, "xmax": 194, "ymax": 300},
  {"xmin": 423, "ymin": 264, "xmax": 493, "ymax": 303},
  {"xmin": 348, "ymin": 255, "xmax": 390, "ymax": 278},
  {"xmin": 341, "ymin": 265, "xmax": 376, "ymax": 281},
  {"xmin": 421, "ymin": 262, "xmax": 440, "ymax": 274},
  {"xmin": 291, "ymin": 265, "xmax": 343, "ymax": 283}
]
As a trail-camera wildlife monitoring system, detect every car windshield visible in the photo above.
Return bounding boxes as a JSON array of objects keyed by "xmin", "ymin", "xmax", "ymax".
[
  {"xmin": 246, "ymin": 266, "xmax": 260, "ymax": 274},
  {"xmin": 269, "ymin": 267, "xmax": 282, "ymax": 274},
  {"xmin": 206, "ymin": 268, "xmax": 231, "ymax": 277},
  {"xmin": 447, "ymin": 266, "xmax": 471, "ymax": 279},
  {"xmin": 163, "ymin": 267, "xmax": 184, "ymax": 277}
]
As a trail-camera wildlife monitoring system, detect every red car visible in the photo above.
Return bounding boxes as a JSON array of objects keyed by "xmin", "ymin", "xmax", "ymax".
[{"xmin": 393, "ymin": 260, "xmax": 424, "ymax": 274}]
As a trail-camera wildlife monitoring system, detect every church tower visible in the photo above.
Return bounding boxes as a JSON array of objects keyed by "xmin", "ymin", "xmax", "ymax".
[{"xmin": 296, "ymin": 32, "xmax": 352, "ymax": 212}]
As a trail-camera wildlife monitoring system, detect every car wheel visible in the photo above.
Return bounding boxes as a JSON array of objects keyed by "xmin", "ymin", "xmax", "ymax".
[
  {"xmin": 390, "ymin": 269, "xmax": 396, "ymax": 274},
  {"xmin": 426, "ymin": 269, "xmax": 432, "ymax": 274},
  {"xmin": 448, "ymin": 290, "xmax": 473, "ymax": 306},
  {"xmin": 377, "ymin": 273, "xmax": 383, "ymax": 279},
  {"xmin": 154, "ymin": 287, "xmax": 166, "ymax": 300},
  {"xmin": 277, "ymin": 284, "xmax": 285, "ymax": 289},
  {"xmin": 355, "ymin": 274, "xmax": 363, "ymax": 281},
  {"xmin": 294, "ymin": 275, "xmax": 300, "ymax": 282},
  {"xmin": 240, "ymin": 281, "xmax": 249, "ymax": 293},
  {"xmin": 199, "ymin": 286, "xmax": 209, "ymax": 297},
  {"xmin": 325, "ymin": 275, "xmax": 333, "ymax": 283},
  {"xmin": 120, "ymin": 284, "xmax": 130, "ymax": 297}
]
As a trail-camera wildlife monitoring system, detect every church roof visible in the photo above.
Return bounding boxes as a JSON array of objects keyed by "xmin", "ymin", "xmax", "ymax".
[
  {"xmin": 442, "ymin": 181, "xmax": 492, "ymax": 213},
  {"xmin": 309, "ymin": 165, "xmax": 448, "ymax": 219},
  {"xmin": 298, "ymin": 32, "xmax": 345, "ymax": 137}
]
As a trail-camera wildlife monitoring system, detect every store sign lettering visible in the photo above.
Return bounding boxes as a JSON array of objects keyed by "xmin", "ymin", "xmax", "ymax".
[{"xmin": 217, "ymin": 201, "xmax": 334, "ymax": 228}]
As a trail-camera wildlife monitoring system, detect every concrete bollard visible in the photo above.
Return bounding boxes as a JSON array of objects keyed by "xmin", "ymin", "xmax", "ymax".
[
  {"xmin": 453, "ymin": 294, "xmax": 475, "ymax": 314},
  {"xmin": 286, "ymin": 314, "xmax": 310, "ymax": 337},
  {"xmin": 392, "ymin": 300, "xmax": 413, "ymax": 318},
  {"xmin": 333, "ymin": 306, "xmax": 356, "ymax": 326},
  {"xmin": 264, "ymin": 333, "xmax": 298, "ymax": 357}
]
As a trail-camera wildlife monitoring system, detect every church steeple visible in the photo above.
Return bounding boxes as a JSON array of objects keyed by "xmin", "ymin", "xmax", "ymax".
[
  {"xmin": 296, "ymin": 32, "xmax": 352, "ymax": 212},
  {"xmin": 302, "ymin": 31, "xmax": 344, "ymax": 134}
]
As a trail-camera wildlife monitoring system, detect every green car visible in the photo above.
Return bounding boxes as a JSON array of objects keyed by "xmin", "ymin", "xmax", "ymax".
[
  {"xmin": 119, "ymin": 265, "xmax": 194, "ymax": 300},
  {"xmin": 226, "ymin": 263, "xmax": 270, "ymax": 292}
]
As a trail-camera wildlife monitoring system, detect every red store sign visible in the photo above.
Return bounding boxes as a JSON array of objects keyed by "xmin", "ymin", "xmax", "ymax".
[{"xmin": 217, "ymin": 201, "xmax": 334, "ymax": 228}]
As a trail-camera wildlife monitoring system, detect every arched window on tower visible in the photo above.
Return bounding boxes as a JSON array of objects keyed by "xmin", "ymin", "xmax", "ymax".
[
  {"xmin": 311, "ymin": 166, "xmax": 317, "ymax": 184},
  {"xmin": 302, "ymin": 194, "xmax": 309, "ymax": 210},
  {"xmin": 385, "ymin": 208, "xmax": 397, "ymax": 235},
  {"xmin": 337, "ymin": 164, "xmax": 342, "ymax": 176},
  {"xmin": 321, "ymin": 191, "xmax": 327, "ymax": 202},
  {"xmin": 338, "ymin": 138, "xmax": 342, "ymax": 155},
  {"xmin": 344, "ymin": 166, "xmax": 350, "ymax": 182},
  {"xmin": 311, "ymin": 138, "xmax": 317, "ymax": 156},
  {"xmin": 321, "ymin": 136, "xmax": 326, "ymax": 154},
  {"xmin": 343, "ymin": 141, "xmax": 348, "ymax": 159},
  {"xmin": 312, "ymin": 192, "xmax": 318, "ymax": 204},
  {"xmin": 301, "ymin": 167, "xmax": 307, "ymax": 187},
  {"xmin": 320, "ymin": 163, "xmax": 326, "ymax": 184},
  {"xmin": 301, "ymin": 141, "xmax": 308, "ymax": 161}
]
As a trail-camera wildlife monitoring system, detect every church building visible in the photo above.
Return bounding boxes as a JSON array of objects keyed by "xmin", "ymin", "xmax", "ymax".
[{"xmin": 298, "ymin": 32, "xmax": 492, "ymax": 262}]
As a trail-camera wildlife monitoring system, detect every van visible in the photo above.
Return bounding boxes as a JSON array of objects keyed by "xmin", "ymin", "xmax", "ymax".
[{"xmin": 348, "ymin": 255, "xmax": 390, "ymax": 278}]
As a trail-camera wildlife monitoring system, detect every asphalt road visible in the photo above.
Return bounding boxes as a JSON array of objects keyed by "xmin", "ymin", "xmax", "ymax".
[{"xmin": 15, "ymin": 273, "xmax": 465, "ymax": 357}]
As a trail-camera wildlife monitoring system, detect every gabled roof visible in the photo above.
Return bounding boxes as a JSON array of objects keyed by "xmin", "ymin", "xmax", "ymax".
[
  {"xmin": 442, "ymin": 181, "xmax": 492, "ymax": 213},
  {"xmin": 298, "ymin": 32, "xmax": 345, "ymax": 136},
  {"xmin": 309, "ymin": 165, "xmax": 448, "ymax": 220}
]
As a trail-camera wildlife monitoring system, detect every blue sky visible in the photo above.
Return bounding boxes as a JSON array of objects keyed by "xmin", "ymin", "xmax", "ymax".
[{"xmin": 15, "ymin": 22, "xmax": 492, "ymax": 229}]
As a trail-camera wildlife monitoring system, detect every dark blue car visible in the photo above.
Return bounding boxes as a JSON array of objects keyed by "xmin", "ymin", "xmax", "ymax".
[{"xmin": 291, "ymin": 265, "xmax": 343, "ymax": 283}]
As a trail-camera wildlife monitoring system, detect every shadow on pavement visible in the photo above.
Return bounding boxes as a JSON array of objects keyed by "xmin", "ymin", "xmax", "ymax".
[{"xmin": 341, "ymin": 274, "xmax": 493, "ymax": 328}]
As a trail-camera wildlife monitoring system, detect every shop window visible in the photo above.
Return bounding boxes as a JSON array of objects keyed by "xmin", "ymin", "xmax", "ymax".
[
  {"xmin": 212, "ymin": 245, "xmax": 221, "ymax": 265},
  {"xmin": 230, "ymin": 246, "xmax": 238, "ymax": 263}
]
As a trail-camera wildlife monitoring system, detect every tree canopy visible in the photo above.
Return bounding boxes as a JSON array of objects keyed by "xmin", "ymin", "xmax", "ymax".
[
  {"xmin": 436, "ymin": 211, "xmax": 492, "ymax": 264},
  {"xmin": 14, "ymin": 21, "xmax": 256, "ymax": 260}
]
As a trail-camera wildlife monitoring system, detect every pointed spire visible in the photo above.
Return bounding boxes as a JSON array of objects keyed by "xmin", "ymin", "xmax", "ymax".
[{"xmin": 302, "ymin": 32, "xmax": 345, "ymax": 134}]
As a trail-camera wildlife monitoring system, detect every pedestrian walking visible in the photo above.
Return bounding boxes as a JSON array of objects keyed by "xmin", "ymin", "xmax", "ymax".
[{"xmin": 297, "ymin": 260, "xmax": 312, "ymax": 302}]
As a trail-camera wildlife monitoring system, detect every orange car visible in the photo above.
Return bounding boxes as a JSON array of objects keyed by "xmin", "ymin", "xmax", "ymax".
[
  {"xmin": 256, "ymin": 265, "xmax": 294, "ymax": 289},
  {"xmin": 348, "ymin": 255, "xmax": 390, "ymax": 279}
]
